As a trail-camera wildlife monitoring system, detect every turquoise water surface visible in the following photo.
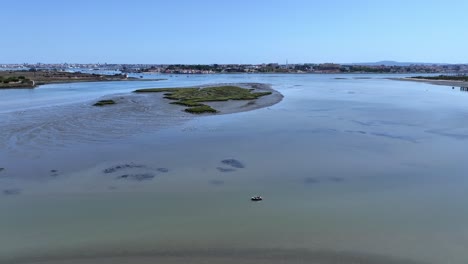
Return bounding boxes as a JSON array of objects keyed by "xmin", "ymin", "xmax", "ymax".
[{"xmin": 1, "ymin": 74, "xmax": 468, "ymax": 264}]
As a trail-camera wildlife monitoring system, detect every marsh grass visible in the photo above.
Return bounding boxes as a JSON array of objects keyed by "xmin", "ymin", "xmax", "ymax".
[
  {"xmin": 134, "ymin": 86, "xmax": 271, "ymax": 114},
  {"xmin": 93, "ymin": 99, "xmax": 116, "ymax": 106},
  {"xmin": 184, "ymin": 105, "xmax": 217, "ymax": 114},
  {"xmin": 170, "ymin": 101, "xmax": 204, "ymax": 107},
  {"xmin": 0, "ymin": 76, "xmax": 34, "ymax": 88}
]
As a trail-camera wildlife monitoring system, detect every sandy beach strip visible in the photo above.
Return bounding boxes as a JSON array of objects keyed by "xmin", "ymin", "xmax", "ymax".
[
  {"xmin": 196, "ymin": 83, "xmax": 283, "ymax": 115},
  {"xmin": 389, "ymin": 77, "xmax": 468, "ymax": 87}
]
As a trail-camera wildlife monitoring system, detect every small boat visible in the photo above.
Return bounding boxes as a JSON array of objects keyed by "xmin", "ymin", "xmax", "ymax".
[{"xmin": 251, "ymin": 196, "xmax": 263, "ymax": 201}]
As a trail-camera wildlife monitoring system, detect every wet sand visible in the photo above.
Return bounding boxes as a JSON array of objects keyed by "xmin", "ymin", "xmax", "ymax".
[{"xmin": 0, "ymin": 83, "xmax": 282, "ymax": 150}]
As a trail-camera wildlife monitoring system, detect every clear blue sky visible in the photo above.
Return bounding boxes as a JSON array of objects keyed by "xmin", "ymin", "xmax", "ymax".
[{"xmin": 1, "ymin": 0, "xmax": 467, "ymax": 64}]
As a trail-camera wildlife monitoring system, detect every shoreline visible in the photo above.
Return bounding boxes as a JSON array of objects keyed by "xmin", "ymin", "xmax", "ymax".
[
  {"xmin": 0, "ymin": 78, "xmax": 166, "ymax": 90},
  {"xmin": 0, "ymin": 70, "xmax": 166, "ymax": 90},
  {"xmin": 34, "ymin": 78, "xmax": 167, "ymax": 86},
  {"xmin": 389, "ymin": 77, "xmax": 468, "ymax": 87}
]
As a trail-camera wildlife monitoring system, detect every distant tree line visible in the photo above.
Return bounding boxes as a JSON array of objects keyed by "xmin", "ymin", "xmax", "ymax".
[
  {"xmin": 165, "ymin": 64, "xmax": 222, "ymax": 71},
  {"xmin": 0, "ymin": 76, "xmax": 31, "ymax": 84}
]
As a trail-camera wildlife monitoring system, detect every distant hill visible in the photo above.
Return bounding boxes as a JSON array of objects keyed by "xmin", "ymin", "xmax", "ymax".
[{"xmin": 349, "ymin": 61, "xmax": 451, "ymax": 66}]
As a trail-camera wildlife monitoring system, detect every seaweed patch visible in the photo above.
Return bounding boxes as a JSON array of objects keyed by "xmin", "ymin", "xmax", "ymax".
[
  {"xmin": 157, "ymin": 168, "xmax": 169, "ymax": 173},
  {"xmin": 217, "ymin": 167, "xmax": 236, "ymax": 173},
  {"xmin": 3, "ymin": 189, "xmax": 21, "ymax": 195},
  {"xmin": 103, "ymin": 163, "xmax": 146, "ymax": 174},
  {"xmin": 221, "ymin": 159, "xmax": 245, "ymax": 169},
  {"xmin": 116, "ymin": 173, "xmax": 155, "ymax": 181}
]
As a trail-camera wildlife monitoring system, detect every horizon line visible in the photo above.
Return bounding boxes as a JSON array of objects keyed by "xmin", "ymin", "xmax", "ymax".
[{"xmin": 1, "ymin": 61, "xmax": 466, "ymax": 65}]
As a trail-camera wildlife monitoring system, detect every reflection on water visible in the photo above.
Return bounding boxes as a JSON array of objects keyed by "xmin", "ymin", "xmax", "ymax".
[{"xmin": 1, "ymin": 74, "xmax": 468, "ymax": 264}]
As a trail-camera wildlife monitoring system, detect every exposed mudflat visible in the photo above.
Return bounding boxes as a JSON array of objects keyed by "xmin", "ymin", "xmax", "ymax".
[{"xmin": 0, "ymin": 83, "xmax": 282, "ymax": 150}]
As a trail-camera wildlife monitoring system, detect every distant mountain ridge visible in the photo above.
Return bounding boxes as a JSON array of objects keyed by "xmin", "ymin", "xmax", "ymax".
[{"xmin": 349, "ymin": 61, "xmax": 452, "ymax": 66}]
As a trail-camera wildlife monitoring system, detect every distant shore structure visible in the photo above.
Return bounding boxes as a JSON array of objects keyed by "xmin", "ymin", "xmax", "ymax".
[{"xmin": 1, "ymin": 62, "xmax": 468, "ymax": 75}]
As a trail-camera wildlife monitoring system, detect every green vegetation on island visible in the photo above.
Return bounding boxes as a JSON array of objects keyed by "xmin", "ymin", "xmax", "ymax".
[
  {"xmin": 0, "ymin": 75, "xmax": 34, "ymax": 88},
  {"xmin": 134, "ymin": 86, "xmax": 272, "ymax": 114},
  {"xmin": 411, "ymin": 75, "xmax": 468, "ymax": 82},
  {"xmin": 170, "ymin": 101, "xmax": 204, "ymax": 107},
  {"xmin": 93, "ymin": 99, "xmax": 116, "ymax": 106}
]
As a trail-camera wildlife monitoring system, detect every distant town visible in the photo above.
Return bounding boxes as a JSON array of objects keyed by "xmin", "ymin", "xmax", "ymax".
[{"xmin": 1, "ymin": 62, "xmax": 468, "ymax": 74}]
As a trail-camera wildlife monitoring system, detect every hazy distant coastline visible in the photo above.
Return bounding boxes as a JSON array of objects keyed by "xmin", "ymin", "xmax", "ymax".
[{"xmin": 2, "ymin": 61, "xmax": 468, "ymax": 75}]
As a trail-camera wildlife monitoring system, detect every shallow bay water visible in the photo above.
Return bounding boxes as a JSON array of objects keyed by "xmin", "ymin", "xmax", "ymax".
[{"xmin": 1, "ymin": 74, "xmax": 468, "ymax": 264}]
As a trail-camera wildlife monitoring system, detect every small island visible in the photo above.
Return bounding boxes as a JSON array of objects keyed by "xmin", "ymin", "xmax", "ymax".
[{"xmin": 134, "ymin": 85, "xmax": 273, "ymax": 114}]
